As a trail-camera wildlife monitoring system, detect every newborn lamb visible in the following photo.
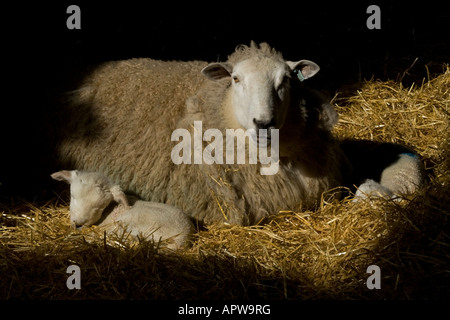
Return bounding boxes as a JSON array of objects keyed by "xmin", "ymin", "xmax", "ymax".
[{"xmin": 51, "ymin": 170, "xmax": 194, "ymax": 250}]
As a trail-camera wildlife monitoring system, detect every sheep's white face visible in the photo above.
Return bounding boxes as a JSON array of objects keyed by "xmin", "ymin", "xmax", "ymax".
[
  {"xmin": 69, "ymin": 175, "xmax": 112, "ymax": 228},
  {"xmin": 202, "ymin": 56, "xmax": 319, "ymax": 144},
  {"xmin": 230, "ymin": 57, "xmax": 291, "ymax": 138},
  {"xmin": 51, "ymin": 170, "xmax": 128, "ymax": 229}
]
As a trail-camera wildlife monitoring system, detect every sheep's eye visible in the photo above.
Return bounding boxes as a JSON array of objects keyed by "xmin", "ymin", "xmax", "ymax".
[{"xmin": 232, "ymin": 76, "xmax": 240, "ymax": 83}]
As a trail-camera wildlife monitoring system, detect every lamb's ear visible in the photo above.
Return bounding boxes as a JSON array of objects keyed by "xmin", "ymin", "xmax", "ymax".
[
  {"xmin": 201, "ymin": 63, "xmax": 233, "ymax": 81},
  {"xmin": 110, "ymin": 185, "xmax": 129, "ymax": 207},
  {"xmin": 287, "ymin": 60, "xmax": 320, "ymax": 81},
  {"xmin": 50, "ymin": 170, "xmax": 75, "ymax": 184}
]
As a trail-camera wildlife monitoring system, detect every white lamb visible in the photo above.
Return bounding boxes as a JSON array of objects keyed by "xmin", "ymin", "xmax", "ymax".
[
  {"xmin": 51, "ymin": 170, "xmax": 194, "ymax": 250},
  {"xmin": 339, "ymin": 139, "xmax": 425, "ymax": 202}
]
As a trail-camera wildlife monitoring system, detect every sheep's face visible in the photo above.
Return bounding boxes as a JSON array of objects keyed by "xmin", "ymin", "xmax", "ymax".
[
  {"xmin": 230, "ymin": 57, "xmax": 291, "ymax": 139},
  {"xmin": 51, "ymin": 170, "xmax": 129, "ymax": 229},
  {"xmin": 69, "ymin": 176, "xmax": 113, "ymax": 228},
  {"xmin": 202, "ymin": 56, "xmax": 319, "ymax": 144}
]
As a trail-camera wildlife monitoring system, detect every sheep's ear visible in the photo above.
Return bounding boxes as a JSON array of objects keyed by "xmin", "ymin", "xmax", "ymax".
[
  {"xmin": 287, "ymin": 60, "xmax": 320, "ymax": 81},
  {"xmin": 110, "ymin": 185, "xmax": 129, "ymax": 207},
  {"xmin": 50, "ymin": 170, "xmax": 75, "ymax": 184},
  {"xmin": 201, "ymin": 63, "xmax": 233, "ymax": 81}
]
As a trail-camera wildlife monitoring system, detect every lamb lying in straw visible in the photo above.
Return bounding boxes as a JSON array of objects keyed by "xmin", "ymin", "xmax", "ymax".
[{"xmin": 51, "ymin": 170, "xmax": 194, "ymax": 250}]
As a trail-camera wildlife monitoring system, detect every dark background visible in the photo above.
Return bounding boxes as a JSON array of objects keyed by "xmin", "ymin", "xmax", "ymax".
[{"xmin": 1, "ymin": 1, "xmax": 449, "ymax": 199}]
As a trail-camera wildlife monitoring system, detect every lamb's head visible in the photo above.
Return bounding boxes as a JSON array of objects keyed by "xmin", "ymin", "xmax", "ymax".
[
  {"xmin": 201, "ymin": 42, "xmax": 319, "ymax": 144},
  {"xmin": 51, "ymin": 170, "xmax": 128, "ymax": 228}
]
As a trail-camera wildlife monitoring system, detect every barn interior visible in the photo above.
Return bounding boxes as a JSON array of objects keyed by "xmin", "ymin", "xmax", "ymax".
[{"xmin": 1, "ymin": 1, "xmax": 449, "ymax": 303}]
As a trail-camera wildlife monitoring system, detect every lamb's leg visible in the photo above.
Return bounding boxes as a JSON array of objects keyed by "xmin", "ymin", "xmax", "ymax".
[{"xmin": 353, "ymin": 179, "xmax": 394, "ymax": 201}]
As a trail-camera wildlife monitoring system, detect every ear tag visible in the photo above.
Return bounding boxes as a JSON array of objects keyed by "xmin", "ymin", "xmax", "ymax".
[{"xmin": 294, "ymin": 69, "xmax": 305, "ymax": 82}]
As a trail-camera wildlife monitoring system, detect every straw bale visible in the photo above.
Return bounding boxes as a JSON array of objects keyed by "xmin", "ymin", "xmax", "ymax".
[{"xmin": 0, "ymin": 66, "xmax": 448, "ymax": 299}]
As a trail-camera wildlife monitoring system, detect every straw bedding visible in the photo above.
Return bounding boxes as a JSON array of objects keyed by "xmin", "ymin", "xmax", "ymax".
[{"xmin": 1, "ymin": 66, "xmax": 448, "ymax": 300}]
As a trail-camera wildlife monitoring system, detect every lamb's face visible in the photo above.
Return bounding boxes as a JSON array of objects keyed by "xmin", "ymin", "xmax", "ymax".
[
  {"xmin": 230, "ymin": 57, "xmax": 291, "ymax": 143},
  {"xmin": 69, "ymin": 173, "xmax": 112, "ymax": 228}
]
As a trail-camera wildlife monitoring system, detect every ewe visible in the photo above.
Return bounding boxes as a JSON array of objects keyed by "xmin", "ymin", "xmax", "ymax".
[
  {"xmin": 55, "ymin": 42, "xmax": 424, "ymax": 225},
  {"xmin": 51, "ymin": 170, "xmax": 194, "ymax": 250},
  {"xmin": 56, "ymin": 42, "xmax": 349, "ymax": 225}
]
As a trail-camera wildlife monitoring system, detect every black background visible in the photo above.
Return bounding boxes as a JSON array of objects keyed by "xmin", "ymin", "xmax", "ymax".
[{"xmin": 1, "ymin": 1, "xmax": 449, "ymax": 198}]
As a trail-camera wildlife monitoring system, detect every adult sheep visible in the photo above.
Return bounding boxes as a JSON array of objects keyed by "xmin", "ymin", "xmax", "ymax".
[{"xmin": 55, "ymin": 42, "xmax": 350, "ymax": 225}]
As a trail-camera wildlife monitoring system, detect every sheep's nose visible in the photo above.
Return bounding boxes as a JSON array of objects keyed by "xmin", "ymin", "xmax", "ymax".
[{"xmin": 253, "ymin": 118, "xmax": 276, "ymax": 131}]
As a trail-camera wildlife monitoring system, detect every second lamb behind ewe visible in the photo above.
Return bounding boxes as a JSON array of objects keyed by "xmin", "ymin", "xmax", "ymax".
[{"xmin": 51, "ymin": 170, "xmax": 194, "ymax": 250}]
